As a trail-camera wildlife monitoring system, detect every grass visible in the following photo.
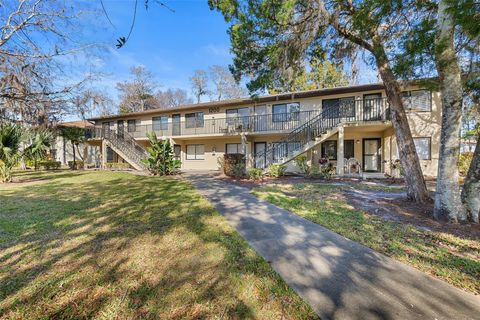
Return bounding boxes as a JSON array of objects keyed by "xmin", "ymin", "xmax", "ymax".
[
  {"xmin": 252, "ymin": 183, "xmax": 480, "ymax": 295},
  {"xmin": 0, "ymin": 170, "xmax": 316, "ymax": 319}
]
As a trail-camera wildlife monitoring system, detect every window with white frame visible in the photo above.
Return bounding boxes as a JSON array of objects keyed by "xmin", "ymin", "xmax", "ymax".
[
  {"xmin": 186, "ymin": 144, "xmax": 205, "ymax": 160},
  {"xmin": 226, "ymin": 108, "xmax": 250, "ymax": 126},
  {"xmin": 226, "ymin": 143, "xmax": 244, "ymax": 154},
  {"xmin": 152, "ymin": 115, "xmax": 168, "ymax": 131},
  {"xmin": 272, "ymin": 103, "xmax": 300, "ymax": 122},
  {"xmin": 185, "ymin": 112, "xmax": 204, "ymax": 128},
  {"xmin": 401, "ymin": 90, "xmax": 431, "ymax": 111},
  {"xmin": 413, "ymin": 137, "xmax": 431, "ymax": 160}
]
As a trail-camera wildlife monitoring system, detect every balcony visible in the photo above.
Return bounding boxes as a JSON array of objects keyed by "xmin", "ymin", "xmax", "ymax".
[{"xmin": 88, "ymin": 98, "xmax": 390, "ymax": 139}]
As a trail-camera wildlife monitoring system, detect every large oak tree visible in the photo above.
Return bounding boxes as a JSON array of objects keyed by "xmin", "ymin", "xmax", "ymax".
[{"xmin": 210, "ymin": 0, "xmax": 430, "ymax": 203}]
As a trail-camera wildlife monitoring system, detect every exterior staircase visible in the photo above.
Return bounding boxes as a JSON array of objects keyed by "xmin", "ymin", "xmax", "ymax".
[
  {"xmin": 255, "ymin": 98, "xmax": 389, "ymax": 169},
  {"xmin": 91, "ymin": 128, "xmax": 148, "ymax": 171}
]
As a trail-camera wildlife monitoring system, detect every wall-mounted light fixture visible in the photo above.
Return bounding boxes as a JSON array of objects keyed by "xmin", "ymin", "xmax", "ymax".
[
  {"xmin": 212, "ymin": 146, "xmax": 216, "ymax": 155},
  {"xmin": 356, "ymin": 139, "xmax": 360, "ymax": 144}
]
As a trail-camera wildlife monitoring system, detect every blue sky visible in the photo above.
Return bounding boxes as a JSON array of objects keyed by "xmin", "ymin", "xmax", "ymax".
[
  {"xmin": 89, "ymin": 0, "xmax": 235, "ymax": 98},
  {"xmin": 78, "ymin": 0, "xmax": 378, "ymax": 104}
]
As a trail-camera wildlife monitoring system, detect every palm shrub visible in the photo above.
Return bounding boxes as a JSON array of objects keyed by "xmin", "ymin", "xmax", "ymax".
[
  {"xmin": 0, "ymin": 122, "xmax": 24, "ymax": 182},
  {"xmin": 143, "ymin": 131, "xmax": 181, "ymax": 175},
  {"xmin": 24, "ymin": 129, "xmax": 54, "ymax": 170},
  {"xmin": 59, "ymin": 127, "xmax": 85, "ymax": 170}
]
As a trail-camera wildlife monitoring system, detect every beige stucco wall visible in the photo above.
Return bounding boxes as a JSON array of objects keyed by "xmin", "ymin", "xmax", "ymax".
[{"xmin": 91, "ymin": 85, "xmax": 442, "ymax": 176}]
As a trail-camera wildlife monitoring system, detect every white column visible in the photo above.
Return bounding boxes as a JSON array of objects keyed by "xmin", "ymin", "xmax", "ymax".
[
  {"xmin": 336, "ymin": 126, "xmax": 345, "ymax": 175},
  {"xmin": 101, "ymin": 139, "xmax": 107, "ymax": 169}
]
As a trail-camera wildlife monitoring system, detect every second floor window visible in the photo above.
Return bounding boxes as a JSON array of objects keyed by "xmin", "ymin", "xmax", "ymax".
[
  {"xmin": 153, "ymin": 116, "xmax": 168, "ymax": 131},
  {"xmin": 272, "ymin": 103, "xmax": 300, "ymax": 122},
  {"xmin": 226, "ymin": 108, "xmax": 250, "ymax": 125},
  {"xmin": 402, "ymin": 90, "xmax": 431, "ymax": 112},
  {"xmin": 127, "ymin": 120, "xmax": 136, "ymax": 132},
  {"xmin": 185, "ymin": 112, "xmax": 204, "ymax": 128},
  {"xmin": 322, "ymin": 97, "xmax": 355, "ymax": 118}
]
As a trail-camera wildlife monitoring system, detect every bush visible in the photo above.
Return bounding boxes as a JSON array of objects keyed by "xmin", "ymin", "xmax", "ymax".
[
  {"xmin": 105, "ymin": 162, "xmax": 131, "ymax": 170},
  {"xmin": 224, "ymin": 154, "xmax": 246, "ymax": 178},
  {"xmin": 248, "ymin": 167, "xmax": 263, "ymax": 181},
  {"xmin": 38, "ymin": 160, "xmax": 61, "ymax": 170},
  {"xmin": 459, "ymin": 152, "xmax": 473, "ymax": 176},
  {"xmin": 294, "ymin": 155, "xmax": 311, "ymax": 176},
  {"xmin": 267, "ymin": 164, "xmax": 286, "ymax": 178},
  {"xmin": 68, "ymin": 161, "xmax": 84, "ymax": 170},
  {"xmin": 142, "ymin": 132, "xmax": 181, "ymax": 175}
]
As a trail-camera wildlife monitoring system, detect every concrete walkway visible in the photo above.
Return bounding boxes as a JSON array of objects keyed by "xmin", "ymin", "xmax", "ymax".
[{"xmin": 185, "ymin": 172, "xmax": 480, "ymax": 320}]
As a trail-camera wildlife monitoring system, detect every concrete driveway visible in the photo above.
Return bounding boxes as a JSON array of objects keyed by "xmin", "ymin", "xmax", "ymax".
[{"xmin": 185, "ymin": 171, "xmax": 480, "ymax": 320}]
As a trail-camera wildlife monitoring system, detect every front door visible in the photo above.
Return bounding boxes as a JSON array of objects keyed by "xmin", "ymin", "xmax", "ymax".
[
  {"xmin": 172, "ymin": 114, "xmax": 181, "ymax": 136},
  {"xmin": 254, "ymin": 142, "xmax": 267, "ymax": 168},
  {"xmin": 363, "ymin": 93, "xmax": 382, "ymax": 121},
  {"xmin": 254, "ymin": 105, "xmax": 267, "ymax": 132},
  {"xmin": 363, "ymin": 138, "xmax": 381, "ymax": 172}
]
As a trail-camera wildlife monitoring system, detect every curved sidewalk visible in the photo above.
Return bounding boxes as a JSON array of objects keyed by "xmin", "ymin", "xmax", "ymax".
[{"xmin": 185, "ymin": 172, "xmax": 480, "ymax": 320}]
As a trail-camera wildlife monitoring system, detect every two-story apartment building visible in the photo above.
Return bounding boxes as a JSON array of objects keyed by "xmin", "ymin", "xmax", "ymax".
[{"xmin": 86, "ymin": 82, "xmax": 441, "ymax": 178}]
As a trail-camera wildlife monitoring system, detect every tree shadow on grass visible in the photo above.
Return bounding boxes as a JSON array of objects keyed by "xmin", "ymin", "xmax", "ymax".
[{"xmin": 0, "ymin": 172, "xmax": 312, "ymax": 319}]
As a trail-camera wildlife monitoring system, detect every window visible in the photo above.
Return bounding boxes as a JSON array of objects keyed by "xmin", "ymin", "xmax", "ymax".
[
  {"xmin": 272, "ymin": 141, "xmax": 301, "ymax": 160},
  {"xmin": 127, "ymin": 120, "xmax": 136, "ymax": 132},
  {"xmin": 185, "ymin": 112, "xmax": 204, "ymax": 128},
  {"xmin": 345, "ymin": 140, "xmax": 355, "ymax": 159},
  {"xmin": 321, "ymin": 140, "xmax": 355, "ymax": 160},
  {"xmin": 226, "ymin": 108, "xmax": 250, "ymax": 126},
  {"xmin": 272, "ymin": 103, "xmax": 300, "ymax": 122},
  {"xmin": 401, "ymin": 90, "xmax": 431, "ymax": 111},
  {"xmin": 322, "ymin": 97, "xmax": 355, "ymax": 118},
  {"xmin": 152, "ymin": 115, "xmax": 168, "ymax": 131},
  {"xmin": 186, "ymin": 144, "xmax": 205, "ymax": 160},
  {"xmin": 226, "ymin": 143, "xmax": 244, "ymax": 154},
  {"xmin": 321, "ymin": 140, "xmax": 337, "ymax": 160},
  {"xmin": 173, "ymin": 144, "xmax": 181, "ymax": 160},
  {"xmin": 413, "ymin": 137, "xmax": 431, "ymax": 160},
  {"xmin": 106, "ymin": 146, "xmax": 114, "ymax": 162}
]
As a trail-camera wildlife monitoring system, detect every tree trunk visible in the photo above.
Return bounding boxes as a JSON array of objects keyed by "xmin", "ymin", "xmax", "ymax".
[
  {"xmin": 462, "ymin": 139, "xmax": 480, "ymax": 223},
  {"xmin": 433, "ymin": 0, "xmax": 467, "ymax": 222},
  {"xmin": 373, "ymin": 45, "xmax": 430, "ymax": 203}
]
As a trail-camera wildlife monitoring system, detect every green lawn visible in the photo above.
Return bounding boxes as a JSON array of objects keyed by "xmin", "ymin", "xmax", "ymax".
[
  {"xmin": 253, "ymin": 183, "xmax": 480, "ymax": 295},
  {"xmin": 0, "ymin": 171, "xmax": 316, "ymax": 319}
]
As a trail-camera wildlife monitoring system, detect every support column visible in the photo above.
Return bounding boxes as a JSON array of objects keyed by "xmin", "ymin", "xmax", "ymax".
[
  {"xmin": 241, "ymin": 133, "xmax": 251, "ymax": 169},
  {"xmin": 336, "ymin": 126, "xmax": 345, "ymax": 176},
  {"xmin": 101, "ymin": 139, "xmax": 107, "ymax": 169}
]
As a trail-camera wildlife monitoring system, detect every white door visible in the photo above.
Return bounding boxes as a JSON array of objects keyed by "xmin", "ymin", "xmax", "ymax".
[{"xmin": 363, "ymin": 139, "xmax": 381, "ymax": 172}]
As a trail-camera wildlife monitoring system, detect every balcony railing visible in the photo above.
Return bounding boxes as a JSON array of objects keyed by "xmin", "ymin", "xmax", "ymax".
[{"xmin": 89, "ymin": 98, "xmax": 390, "ymax": 139}]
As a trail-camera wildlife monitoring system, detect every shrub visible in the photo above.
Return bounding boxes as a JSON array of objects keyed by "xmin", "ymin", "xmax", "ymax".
[
  {"xmin": 294, "ymin": 154, "xmax": 311, "ymax": 176},
  {"xmin": 38, "ymin": 160, "xmax": 61, "ymax": 170},
  {"xmin": 68, "ymin": 160, "xmax": 84, "ymax": 170},
  {"xmin": 459, "ymin": 152, "xmax": 473, "ymax": 176},
  {"xmin": 142, "ymin": 132, "xmax": 181, "ymax": 175},
  {"xmin": 105, "ymin": 162, "xmax": 131, "ymax": 170},
  {"xmin": 224, "ymin": 154, "xmax": 246, "ymax": 178},
  {"xmin": 267, "ymin": 164, "xmax": 286, "ymax": 178},
  {"xmin": 248, "ymin": 167, "xmax": 263, "ymax": 181}
]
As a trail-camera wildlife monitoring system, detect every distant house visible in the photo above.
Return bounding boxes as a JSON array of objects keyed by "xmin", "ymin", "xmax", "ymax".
[
  {"xmin": 51, "ymin": 121, "xmax": 101, "ymax": 167},
  {"xmin": 460, "ymin": 139, "xmax": 477, "ymax": 153}
]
